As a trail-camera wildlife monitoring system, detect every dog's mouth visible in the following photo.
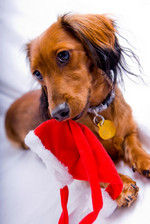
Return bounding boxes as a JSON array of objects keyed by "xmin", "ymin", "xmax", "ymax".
[
  {"xmin": 72, "ymin": 92, "xmax": 90, "ymax": 121},
  {"xmin": 41, "ymin": 87, "xmax": 91, "ymax": 122}
]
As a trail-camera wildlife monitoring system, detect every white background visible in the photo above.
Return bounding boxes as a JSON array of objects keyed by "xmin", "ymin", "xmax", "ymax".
[{"xmin": 0, "ymin": 0, "xmax": 150, "ymax": 223}]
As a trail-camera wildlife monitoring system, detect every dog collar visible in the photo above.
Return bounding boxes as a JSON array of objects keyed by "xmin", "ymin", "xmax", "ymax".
[{"xmin": 87, "ymin": 89, "xmax": 115, "ymax": 114}]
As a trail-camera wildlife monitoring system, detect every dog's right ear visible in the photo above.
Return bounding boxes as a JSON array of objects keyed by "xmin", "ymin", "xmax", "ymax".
[
  {"xmin": 60, "ymin": 14, "xmax": 121, "ymax": 84},
  {"xmin": 60, "ymin": 13, "xmax": 141, "ymax": 85}
]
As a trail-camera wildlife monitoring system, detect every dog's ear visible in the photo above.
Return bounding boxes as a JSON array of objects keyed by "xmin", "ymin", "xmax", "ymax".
[
  {"xmin": 26, "ymin": 43, "xmax": 31, "ymax": 62},
  {"xmin": 40, "ymin": 87, "xmax": 50, "ymax": 121},
  {"xmin": 60, "ymin": 14, "xmax": 122, "ymax": 84}
]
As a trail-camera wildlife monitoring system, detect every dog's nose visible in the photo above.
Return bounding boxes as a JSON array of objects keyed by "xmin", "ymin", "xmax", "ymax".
[{"xmin": 51, "ymin": 102, "xmax": 70, "ymax": 121}]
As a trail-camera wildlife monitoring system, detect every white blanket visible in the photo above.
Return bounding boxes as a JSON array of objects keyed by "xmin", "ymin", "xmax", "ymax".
[{"xmin": 0, "ymin": 0, "xmax": 150, "ymax": 223}]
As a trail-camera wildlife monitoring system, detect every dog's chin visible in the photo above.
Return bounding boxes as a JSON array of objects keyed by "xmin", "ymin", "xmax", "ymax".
[{"xmin": 72, "ymin": 101, "xmax": 90, "ymax": 121}]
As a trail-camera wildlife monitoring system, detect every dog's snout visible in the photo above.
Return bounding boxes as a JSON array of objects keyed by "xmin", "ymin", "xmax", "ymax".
[{"xmin": 51, "ymin": 102, "xmax": 70, "ymax": 121}]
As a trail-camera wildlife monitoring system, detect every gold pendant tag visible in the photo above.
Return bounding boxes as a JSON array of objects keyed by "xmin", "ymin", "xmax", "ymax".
[{"xmin": 98, "ymin": 120, "xmax": 116, "ymax": 140}]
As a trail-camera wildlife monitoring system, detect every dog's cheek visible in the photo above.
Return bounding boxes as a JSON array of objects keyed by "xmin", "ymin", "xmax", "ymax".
[{"xmin": 69, "ymin": 99, "xmax": 84, "ymax": 118}]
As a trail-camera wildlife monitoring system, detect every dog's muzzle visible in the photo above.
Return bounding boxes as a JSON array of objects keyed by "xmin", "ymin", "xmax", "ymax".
[{"xmin": 51, "ymin": 102, "xmax": 70, "ymax": 121}]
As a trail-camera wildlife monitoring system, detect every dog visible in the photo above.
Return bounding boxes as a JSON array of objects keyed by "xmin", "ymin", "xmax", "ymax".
[{"xmin": 5, "ymin": 13, "xmax": 150, "ymax": 208}]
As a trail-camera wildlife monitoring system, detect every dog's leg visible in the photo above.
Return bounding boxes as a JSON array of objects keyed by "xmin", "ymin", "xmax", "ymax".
[
  {"xmin": 124, "ymin": 133, "xmax": 150, "ymax": 177},
  {"xmin": 5, "ymin": 90, "xmax": 44, "ymax": 148}
]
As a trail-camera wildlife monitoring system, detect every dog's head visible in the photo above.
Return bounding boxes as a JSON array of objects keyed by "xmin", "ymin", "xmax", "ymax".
[{"xmin": 26, "ymin": 14, "xmax": 123, "ymax": 121}]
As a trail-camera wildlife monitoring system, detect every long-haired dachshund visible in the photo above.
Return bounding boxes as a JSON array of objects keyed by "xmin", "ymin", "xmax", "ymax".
[{"xmin": 5, "ymin": 13, "xmax": 150, "ymax": 208}]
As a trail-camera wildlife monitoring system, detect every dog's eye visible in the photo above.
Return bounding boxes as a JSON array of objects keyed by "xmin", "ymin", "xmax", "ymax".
[
  {"xmin": 57, "ymin": 51, "xmax": 70, "ymax": 64},
  {"xmin": 33, "ymin": 70, "xmax": 43, "ymax": 81}
]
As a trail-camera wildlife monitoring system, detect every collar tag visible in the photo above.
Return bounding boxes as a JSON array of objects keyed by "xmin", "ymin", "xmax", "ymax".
[
  {"xmin": 92, "ymin": 109, "xmax": 116, "ymax": 140},
  {"xmin": 98, "ymin": 120, "xmax": 116, "ymax": 140}
]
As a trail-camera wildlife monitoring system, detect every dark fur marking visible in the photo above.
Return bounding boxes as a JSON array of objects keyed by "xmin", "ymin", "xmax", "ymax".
[
  {"xmin": 61, "ymin": 14, "xmax": 141, "ymax": 85},
  {"xmin": 39, "ymin": 87, "xmax": 50, "ymax": 120}
]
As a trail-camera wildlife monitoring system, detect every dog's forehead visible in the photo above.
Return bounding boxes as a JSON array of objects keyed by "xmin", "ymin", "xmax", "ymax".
[
  {"xmin": 29, "ymin": 21, "xmax": 84, "ymax": 71},
  {"xmin": 33, "ymin": 21, "xmax": 83, "ymax": 53}
]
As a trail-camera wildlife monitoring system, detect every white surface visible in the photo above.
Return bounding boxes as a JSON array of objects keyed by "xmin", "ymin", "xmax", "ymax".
[{"xmin": 0, "ymin": 0, "xmax": 150, "ymax": 223}]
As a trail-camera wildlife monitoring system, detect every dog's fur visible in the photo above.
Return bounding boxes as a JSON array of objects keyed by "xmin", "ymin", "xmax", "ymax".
[{"xmin": 5, "ymin": 14, "xmax": 150, "ymax": 207}]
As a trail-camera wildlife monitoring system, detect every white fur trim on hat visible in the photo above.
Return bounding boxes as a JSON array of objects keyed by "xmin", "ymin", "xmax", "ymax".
[
  {"xmin": 67, "ymin": 181, "xmax": 117, "ymax": 223},
  {"xmin": 99, "ymin": 189, "xmax": 117, "ymax": 218},
  {"xmin": 25, "ymin": 130, "xmax": 73, "ymax": 188}
]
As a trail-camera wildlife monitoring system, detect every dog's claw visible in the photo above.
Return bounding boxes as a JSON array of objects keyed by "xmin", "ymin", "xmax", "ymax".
[
  {"xmin": 131, "ymin": 183, "xmax": 138, "ymax": 190},
  {"xmin": 121, "ymin": 202, "xmax": 128, "ymax": 208},
  {"xmin": 128, "ymin": 196, "xmax": 133, "ymax": 201},
  {"xmin": 130, "ymin": 153, "xmax": 150, "ymax": 178},
  {"xmin": 142, "ymin": 170, "xmax": 150, "ymax": 178}
]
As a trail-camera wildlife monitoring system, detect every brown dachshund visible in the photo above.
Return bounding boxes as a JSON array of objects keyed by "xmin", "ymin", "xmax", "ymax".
[{"xmin": 5, "ymin": 13, "xmax": 150, "ymax": 208}]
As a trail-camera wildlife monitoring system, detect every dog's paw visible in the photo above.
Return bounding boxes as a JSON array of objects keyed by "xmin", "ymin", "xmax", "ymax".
[
  {"xmin": 116, "ymin": 175, "xmax": 139, "ymax": 208},
  {"xmin": 131, "ymin": 152, "xmax": 150, "ymax": 178}
]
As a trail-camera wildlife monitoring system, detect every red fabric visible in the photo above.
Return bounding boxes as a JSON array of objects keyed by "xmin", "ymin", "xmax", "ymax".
[
  {"xmin": 34, "ymin": 119, "xmax": 123, "ymax": 224},
  {"xmin": 59, "ymin": 186, "xmax": 69, "ymax": 224}
]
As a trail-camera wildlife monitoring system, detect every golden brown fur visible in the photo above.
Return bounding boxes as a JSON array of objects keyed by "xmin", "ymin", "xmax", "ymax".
[{"xmin": 5, "ymin": 14, "xmax": 150, "ymax": 207}]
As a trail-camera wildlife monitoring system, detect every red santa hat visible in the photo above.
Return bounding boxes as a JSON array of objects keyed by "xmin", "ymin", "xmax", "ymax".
[{"xmin": 25, "ymin": 119, "xmax": 123, "ymax": 224}]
